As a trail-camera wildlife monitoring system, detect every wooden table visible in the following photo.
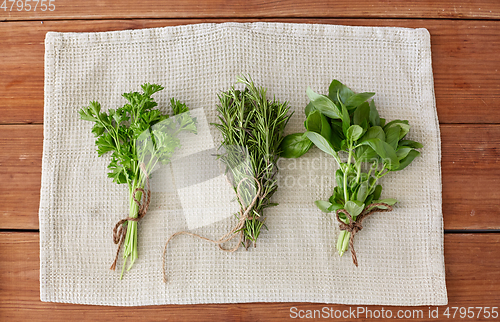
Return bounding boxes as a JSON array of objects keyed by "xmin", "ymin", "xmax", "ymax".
[{"xmin": 1, "ymin": 1, "xmax": 499, "ymax": 321}]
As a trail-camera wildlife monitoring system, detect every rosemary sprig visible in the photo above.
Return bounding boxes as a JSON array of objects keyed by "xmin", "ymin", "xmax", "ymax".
[{"xmin": 212, "ymin": 76, "xmax": 293, "ymax": 248}]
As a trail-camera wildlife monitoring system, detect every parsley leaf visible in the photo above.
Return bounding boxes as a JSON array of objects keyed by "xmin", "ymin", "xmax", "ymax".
[{"xmin": 79, "ymin": 84, "xmax": 196, "ymax": 278}]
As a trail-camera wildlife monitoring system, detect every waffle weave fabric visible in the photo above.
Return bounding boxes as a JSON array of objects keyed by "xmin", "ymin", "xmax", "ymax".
[{"xmin": 40, "ymin": 22, "xmax": 447, "ymax": 306}]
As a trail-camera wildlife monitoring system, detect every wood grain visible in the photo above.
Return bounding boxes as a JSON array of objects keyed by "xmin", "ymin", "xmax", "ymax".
[
  {"xmin": 1, "ymin": 124, "xmax": 499, "ymax": 230},
  {"xmin": 1, "ymin": 19, "xmax": 499, "ymax": 124},
  {"xmin": 1, "ymin": 0, "xmax": 499, "ymax": 21},
  {"xmin": 441, "ymin": 124, "xmax": 500, "ymax": 230},
  {"xmin": 0, "ymin": 232, "xmax": 498, "ymax": 321},
  {"xmin": 0, "ymin": 125, "xmax": 41, "ymax": 229}
]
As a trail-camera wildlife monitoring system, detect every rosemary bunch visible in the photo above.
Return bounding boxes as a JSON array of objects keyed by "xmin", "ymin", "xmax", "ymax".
[{"xmin": 212, "ymin": 76, "xmax": 293, "ymax": 248}]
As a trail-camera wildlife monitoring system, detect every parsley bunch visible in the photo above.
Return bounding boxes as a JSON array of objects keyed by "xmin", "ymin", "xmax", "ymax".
[
  {"xmin": 79, "ymin": 84, "xmax": 196, "ymax": 278},
  {"xmin": 280, "ymin": 80, "xmax": 422, "ymax": 263},
  {"xmin": 213, "ymin": 76, "xmax": 292, "ymax": 248}
]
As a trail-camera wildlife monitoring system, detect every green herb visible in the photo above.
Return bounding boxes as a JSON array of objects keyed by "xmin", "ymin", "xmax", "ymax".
[
  {"xmin": 79, "ymin": 84, "xmax": 196, "ymax": 278},
  {"xmin": 212, "ymin": 76, "xmax": 292, "ymax": 248},
  {"xmin": 280, "ymin": 79, "xmax": 422, "ymax": 264}
]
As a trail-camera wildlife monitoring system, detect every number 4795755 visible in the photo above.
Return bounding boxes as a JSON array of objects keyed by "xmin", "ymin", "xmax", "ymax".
[
  {"xmin": 1, "ymin": 0, "xmax": 56, "ymax": 11},
  {"xmin": 443, "ymin": 307, "xmax": 498, "ymax": 319}
]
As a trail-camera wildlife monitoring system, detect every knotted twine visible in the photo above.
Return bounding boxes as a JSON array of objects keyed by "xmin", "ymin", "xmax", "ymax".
[
  {"xmin": 162, "ymin": 177, "xmax": 262, "ymax": 283},
  {"xmin": 110, "ymin": 163, "xmax": 151, "ymax": 271},
  {"xmin": 336, "ymin": 202, "xmax": 393, "ymax": 267}
]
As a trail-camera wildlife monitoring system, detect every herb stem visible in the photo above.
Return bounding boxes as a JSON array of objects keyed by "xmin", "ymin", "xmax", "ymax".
[
  {"xmin": 343, "ymin": 143, "xmax": 353, "ymax": 204},
  {"xmin": 355, "ymin": 161, "xmax": 362, "ymax": 184}
]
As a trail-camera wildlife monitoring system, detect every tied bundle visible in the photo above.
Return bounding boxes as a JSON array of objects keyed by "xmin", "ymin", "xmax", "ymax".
[
  {"xmin": 79, "ymin": 84, "xmax": 196, "ymax": 278},
  {"xmin": 280, "ymin": 79, "xmax": 422, "ymax": 266},
  {"xmin": 162, "ymin": 76, "xmax": 292, "ymax": 282}
]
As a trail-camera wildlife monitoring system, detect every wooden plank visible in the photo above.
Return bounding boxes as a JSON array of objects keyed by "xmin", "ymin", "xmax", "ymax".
[
  {"xmin": 0, "ymin": 125, "xmax": 41, "ymax": 229},
  {"xmin": 0, "ymin": 0, "xmax": 499, "ymax": 21},
  {"xmin": 0, "ymin": 232, "xmax": 498, "ymax": 321},
  {"xmin": 441, "ymin": 124, "xmax": 500, "ymax": 230},
  {"xmin": 1, "ymin": 19, "xmax": 499, "ymax": 125},
  {"xmin": 1, "ymin": 124, "xmax": 500, "ymax": 230}
]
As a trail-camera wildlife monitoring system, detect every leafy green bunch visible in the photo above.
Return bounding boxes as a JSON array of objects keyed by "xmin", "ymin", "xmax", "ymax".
[
  {"xmin": 213, "ymin": 76, "xmax": 292, "ymax": 249},
  {"xmin": 79, "ymin": 84, "xmax": 196, "ymax": 278},
  {"xmin": 280, "ymin": 79, "xmax": 422, "ymax": 260}
]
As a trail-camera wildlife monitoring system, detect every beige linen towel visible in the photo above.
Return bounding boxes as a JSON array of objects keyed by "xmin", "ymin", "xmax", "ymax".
[{"xmin": 40, "ymin": 22, "xmax": 447, "ymax": 306}]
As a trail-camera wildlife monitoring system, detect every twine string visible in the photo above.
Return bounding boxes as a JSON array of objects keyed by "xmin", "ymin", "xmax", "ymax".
[
  {"xmin": 335, "ymin": 202, "xmax": 393, "ymax": 267},
  {"xmin": 162, "ymin": 177, "xmax": 262, "ymax": 283},
  {"xmin": 110, "ymin": 163, "xmax": 151, "ymax": 271}
]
